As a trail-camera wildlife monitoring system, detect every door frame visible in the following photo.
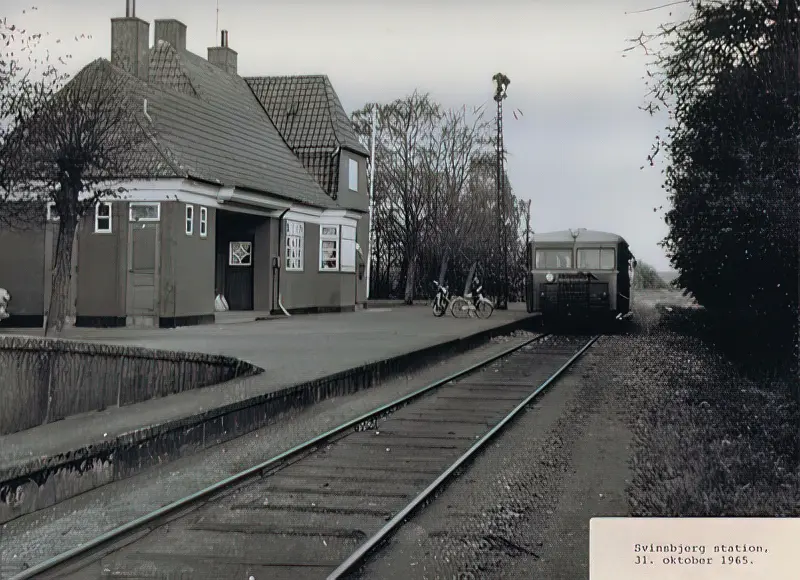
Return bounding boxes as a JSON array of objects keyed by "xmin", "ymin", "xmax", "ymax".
[{"xmin": 126, "ymin": 219, "xmax": 161, "ymax": 325}]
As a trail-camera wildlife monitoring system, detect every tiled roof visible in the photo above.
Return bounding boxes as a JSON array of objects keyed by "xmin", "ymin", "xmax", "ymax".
[
  {"xmin": 246, "ymin": 75, "xmax": 368, "ymax": 156},
  {"xmin": 142, "ymin": 42, "xmax": 336, "ymax": 208},
  {"xmin": 5, "ymin": 59, "xmax": 180, "ymax": 184},
  {"xmin": 30, "ymin": 43, "xmax": 370, "ymax": 211},
  {"xmin": 245, "ymin": 75, "xmax": 369, "ymax": 197}
]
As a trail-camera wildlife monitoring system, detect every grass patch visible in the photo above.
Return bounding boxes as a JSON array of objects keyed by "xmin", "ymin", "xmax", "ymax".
[{"xmin": 626, "ymin": 305, "xmax": 800, "ymax": 517}]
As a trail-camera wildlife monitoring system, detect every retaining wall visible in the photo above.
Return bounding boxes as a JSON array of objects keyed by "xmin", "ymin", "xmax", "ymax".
[{"xmin": 0, "ymin": 336, "xmax": 260, "ymax": 435}]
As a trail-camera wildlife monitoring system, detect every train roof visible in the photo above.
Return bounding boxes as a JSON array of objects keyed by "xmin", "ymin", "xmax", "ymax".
[{"xmin": 532, "ymin": 229, "xmax": 627, "ymax": 245}]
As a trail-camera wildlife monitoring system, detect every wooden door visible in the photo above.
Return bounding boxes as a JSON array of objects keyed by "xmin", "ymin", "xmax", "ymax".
[
  {"xmin": 127, "ymin": 222, "xmax": 159, "ymax": 320},
  {"xmin": 224, "ymin": 239, "xmax": 254, "ymax": 311}
]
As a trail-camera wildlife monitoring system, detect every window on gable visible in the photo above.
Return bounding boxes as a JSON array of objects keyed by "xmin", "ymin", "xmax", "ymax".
[
  {"xmin": 199, "ymin": 207, "xmax": 208, "ymax": 238},
  {"xmin": 348, "ymin": 158, "xmax": 358, "ymax": 192},
  {"xmin": 95, "ymin": 202, "xmax": 112, "ymax": 233},
  {"xmin": 285, "ymin": 220, "xmax": 304, "ymax": 271},
  {"xmin": 185, "ymin": 204, "xmax": 194, "ymax": 235},
  {"xmin": 340, "ymin": 225, "xmax": 356, "ymax": 272},
  {"xmin": 320, "ymin": 225, "xmax": 339, "ymax": 271}
]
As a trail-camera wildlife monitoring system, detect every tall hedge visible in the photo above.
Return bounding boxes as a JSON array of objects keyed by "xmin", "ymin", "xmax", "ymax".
[{"xmin": 639, "ymin": 0, "xmax": 799, "ymax": 347}]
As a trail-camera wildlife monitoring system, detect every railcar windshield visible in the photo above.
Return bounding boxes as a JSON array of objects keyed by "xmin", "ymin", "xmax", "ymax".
[
  {"xmin": 577, "ymin": 248, "xmax": 616, "ymax": 270},
  {"xmin": 535, "ymin": 249, "xmax": 573, "ymax": 269}
]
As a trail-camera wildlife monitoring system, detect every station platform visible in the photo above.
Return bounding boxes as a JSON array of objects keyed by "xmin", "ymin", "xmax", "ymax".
[{"xmin": 0, "ymin": 303, "xmax": 540, "ymax": 523}]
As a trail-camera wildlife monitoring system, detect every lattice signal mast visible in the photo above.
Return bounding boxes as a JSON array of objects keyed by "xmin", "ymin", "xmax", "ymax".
[{"xmin": 493, "ymin": 73, "xmax": 510, "ymax": 310}]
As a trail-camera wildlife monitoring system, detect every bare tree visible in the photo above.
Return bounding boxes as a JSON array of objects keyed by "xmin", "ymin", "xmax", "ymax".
[
  {"xmin": 427, "ymin": 106, "xmax": 493, "ymax": 284},
  {"xmin": 2, "ymin": 59, "xmax": 155, "ymax": 334},
  {"xmin": 352, "ymin": 92, "xmax": 528, "ymax": 303},
  {"xmin": 0, "ymin": 10, "xmax": 75, "ymax": 219},
  {"xmin": 357, "ymin": 92, "xmax": 442, "ymax": 304}
]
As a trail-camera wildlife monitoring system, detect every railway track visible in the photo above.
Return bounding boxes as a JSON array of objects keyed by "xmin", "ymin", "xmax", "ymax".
[{"xmin": 14, "ymin": 332, "xmax": 598, "ymax": 580}]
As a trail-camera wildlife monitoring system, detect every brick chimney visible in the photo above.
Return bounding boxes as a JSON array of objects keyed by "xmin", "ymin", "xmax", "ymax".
[
  {"xmin": 110, "ymin": 0, "xmax": 149, "ymax": 81},
  {"xmin": 154, "ymin": 19, "xmax": 187, "ymax": 52},
  {"xmin": 207, "ymin": 30, "xmax": 238, "ymax": 76}
]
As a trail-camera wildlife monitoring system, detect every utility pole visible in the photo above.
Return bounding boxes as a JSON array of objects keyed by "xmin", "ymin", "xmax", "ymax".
[
  {"xmin": 525, "ymin": 199, "xmax": 532, "ymax": 268},
  {"xmin": 366, "ymin": 106, "xmax": 377, "ymax": 300},
  {"xmin": 525, "ymin": 199, "xmax": 532, "ymax": 306},
  {"xmin": 493, "ymin": 73, "xmax": 510, "ymax": 310}
]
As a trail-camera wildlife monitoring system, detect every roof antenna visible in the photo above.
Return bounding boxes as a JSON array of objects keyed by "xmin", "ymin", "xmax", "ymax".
[{"xmin": 215, "ymin": 0, "xmax": 219, "ymax": 46}]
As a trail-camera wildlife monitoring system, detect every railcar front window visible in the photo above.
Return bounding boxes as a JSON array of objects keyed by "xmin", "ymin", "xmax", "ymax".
[
  {"xmin": 577, "ymin": 248, "xmax": 616, "ymax": 270},
  {"xmin": 535, "ymin": 250, "xmax": 572, "ymax": 269}
]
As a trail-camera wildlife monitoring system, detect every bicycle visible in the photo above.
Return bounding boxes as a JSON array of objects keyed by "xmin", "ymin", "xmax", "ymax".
[
  {"xmin": 450, "ymin": 279, "xmax": 494, "ymax": 319},
  {"xmin": 431, "ymin": 280, "xmax": 453, "ymax": 317}
]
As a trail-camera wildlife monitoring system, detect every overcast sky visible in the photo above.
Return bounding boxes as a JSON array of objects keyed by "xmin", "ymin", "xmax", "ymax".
[{"xmin": 6, "ymin": 0, "xmax": 692, "ymax": 270}]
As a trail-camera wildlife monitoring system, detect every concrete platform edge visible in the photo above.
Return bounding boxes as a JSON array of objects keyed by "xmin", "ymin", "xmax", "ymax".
[{"xmin": 0, "ymin": 315, "xmax": 540, "ymax": 524}]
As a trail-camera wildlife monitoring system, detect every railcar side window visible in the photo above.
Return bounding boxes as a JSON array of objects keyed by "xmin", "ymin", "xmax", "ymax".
[
  {"xmin": 577, "ymin": 248, "xmax": 616, "ymax": 270},
  {"xmin": 535, "ymin": 249, "xmax": 572, "ymax": 269},
  {"xmin": 600, "ymin": 249, "xmax": 615, "ymax": 269}
]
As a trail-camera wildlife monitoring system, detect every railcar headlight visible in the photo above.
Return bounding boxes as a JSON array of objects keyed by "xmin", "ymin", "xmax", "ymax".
[{"xmin": 545, "ymin": 273, "xmax": 554, "ymax": 283}]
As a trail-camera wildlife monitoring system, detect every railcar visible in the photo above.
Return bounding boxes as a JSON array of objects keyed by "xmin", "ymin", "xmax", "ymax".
[{"xmin": 525, "ymin": 229, "xmax": 636, "ymax": 326}]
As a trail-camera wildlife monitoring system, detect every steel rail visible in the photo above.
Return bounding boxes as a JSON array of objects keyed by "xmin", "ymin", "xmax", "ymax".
[
  {"xmin": 11, "ymin": 331, "xmax": 550, "ymax": 580},
  {"xmin": 327, "ymin": 334, "xmax": 600, "ymax": 580}
]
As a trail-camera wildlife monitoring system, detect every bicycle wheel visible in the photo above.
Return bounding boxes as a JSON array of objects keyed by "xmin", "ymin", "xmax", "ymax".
[
  {"xmin": 451, "ymin": 297, "xmax": 470, "ymax": 318},
  {"xmin": 432, "ymin": 299, "xmax": 446, "ymax": 317},
  {"xmin": 476, "ymin": 300, "xmax": 494, "ymax": 319}
]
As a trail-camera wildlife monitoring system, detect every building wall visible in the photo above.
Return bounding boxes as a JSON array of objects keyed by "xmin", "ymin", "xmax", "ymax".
[
  {"xmin": 0, "ymin": 179, "xmax": 369, "ymax": 327},
  {"xmin": 355, "ymin": 215, "xmax": 369, "ymax": 304},
  {"xmin": 159, "ymin": 201, "xmax": 216, "ymax": 325},
  {"xmin": 336, "ymin": 150, "xmax": 370, "ymax": 305},
  {"xmin": 75, "ymin": 202, "xmax": 127, "ymax": 326},
  {"xmin": 279, "ymin": 219, "xmax": 358, "ymax": 312},
  {"xmin": 252, "ymin": 216, "xmax": 272, "ymax": 311},
  {"xmin": 267, "ymin": 217, "xmax": 280, "ymax": 311},
  {"xmin": 0, "ymin": 220, "xmax": 46, "ymax": 326},
  {"xmin": 335, "ymin": 151, "xmax": 369, "ymax": 213}
]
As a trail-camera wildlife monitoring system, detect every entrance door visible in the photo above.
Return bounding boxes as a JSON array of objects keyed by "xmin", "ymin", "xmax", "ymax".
[
  {"xmin": 224, "ymin": 239, "xmax": 254, "ymax": 310},
  {"xmin": 127, "ymin": 222, "xmax": 159, "ymax": 323}
]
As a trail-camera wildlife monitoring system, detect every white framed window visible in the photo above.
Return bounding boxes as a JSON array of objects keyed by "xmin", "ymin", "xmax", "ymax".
[
  {"xmin": 285, "ymin": 220, "xmax": 304, "ymax": 271},
  {"xmin": 199, "ymin": 207, "xmax": 208, "ymax": 238},
  {"xmin": 229, "ymin": 241, "xmax": 252, "ymax": 266},
  {"xmin": 129, "ymin": 202, "xmax": 160, "ymax": 222},
  {"xmin": 185, "ymin": 204, "xmax": 194, "ymax": 235},
  {"xmin": 46, "ymin": 201, "xmax": 60, "ymax": 222},
  {"xmin": 320, "ymin": 224, "xmax": 339, "ymax": 271},
  {"xmin": 348, "ymin": 158, "xmax": 358, "ymax": 191},
  {"xmin": 340, "ymin": 225, "xmax": 356, "ymax": 272},
  {"xmin": 94, "ymin": 202, "xmax": 112, "ymax": 233}
]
